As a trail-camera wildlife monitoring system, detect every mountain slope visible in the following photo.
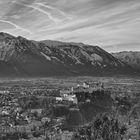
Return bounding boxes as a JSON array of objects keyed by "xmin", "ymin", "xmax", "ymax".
[
  {"xmin": 0, "ymin": 32, "xmax": 134, "ymax": 77},
  {"xmin": 112, "ymin": 51, "xmax": 140, "ymax": 71}
]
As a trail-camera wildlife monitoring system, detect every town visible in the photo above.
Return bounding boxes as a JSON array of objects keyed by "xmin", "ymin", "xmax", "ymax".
[{"xmin": 0, "ymin": 78, "xmax": 140, "ymax": 140}]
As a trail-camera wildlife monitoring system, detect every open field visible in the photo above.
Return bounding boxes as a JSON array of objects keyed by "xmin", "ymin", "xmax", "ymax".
[{"xmin": 0, "ymin": 76, "xmax": 140, "ymax": 88}]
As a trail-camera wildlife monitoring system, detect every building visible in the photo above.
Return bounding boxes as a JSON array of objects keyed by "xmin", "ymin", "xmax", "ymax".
[
  {"xmin": 50, "ymin": 131, "xmax": 74, "ymax": 140},
  {"xmin": 63, "ymin": 95, "xmax": 78, "ymax": 104},
  {"xmin": 60, "ymin": 89, "xmax": 72, "ymax": 96}
]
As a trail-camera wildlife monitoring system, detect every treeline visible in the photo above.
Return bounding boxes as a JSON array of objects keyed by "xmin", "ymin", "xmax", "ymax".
[{"xmin": 75, "ymin": 90, "xmax": 112, "ymax": 106}]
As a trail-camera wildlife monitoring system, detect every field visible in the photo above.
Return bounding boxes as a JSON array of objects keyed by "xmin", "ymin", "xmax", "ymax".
[{"xmin": 0, "ymin": 76, "xmax": 140, "ymax": 88}]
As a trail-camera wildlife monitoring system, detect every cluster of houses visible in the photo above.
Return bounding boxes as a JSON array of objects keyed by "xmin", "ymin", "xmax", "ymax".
[
  {"xmin": 0, "ymin": 81, "xmax": 105, "ymax": 140},
  {"xmin": 57, "ymin": 82, "xmax": 104, "ymax": 104}
]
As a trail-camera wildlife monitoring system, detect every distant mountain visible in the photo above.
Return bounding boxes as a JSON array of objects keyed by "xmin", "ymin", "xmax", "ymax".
[
  {"xmin": 0, "ymin": 32, "xmax": 134, "ymax": 77},
  {"xmin": 112, "ymin": 51, "xmax": 140, "ymax": 71}
]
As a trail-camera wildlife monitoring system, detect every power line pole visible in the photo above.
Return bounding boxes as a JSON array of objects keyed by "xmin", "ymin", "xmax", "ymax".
[{"xmin": 136, "ymin": 120, "xmax": 140, "ymax": 140}]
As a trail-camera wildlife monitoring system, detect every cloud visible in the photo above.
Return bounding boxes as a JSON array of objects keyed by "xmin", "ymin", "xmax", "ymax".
[
  {"xmin": 0, "ymin": 19, "xmax": 32, "ymax": 34},
  {"xmin": 0, "ymin": 0, "xmax": 140, "ymax": 52},
  {"xmin": 34, "ymin": 2, "xmax": 72, "ymax": 20},
  {"xmin": 16, "ymin": 2, "xmax": 61, "ymax": 23}
]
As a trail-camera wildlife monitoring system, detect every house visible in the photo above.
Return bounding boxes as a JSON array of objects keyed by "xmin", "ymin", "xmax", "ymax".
[
  {"xmin": 0, "ymin": 90, "xmax": 10, "ymax": 94},
  {"xmin": 73, "ymin": 86, "xmax": 85, "ymax": 93},
  {"xmin": 55, "ymin": 95, "xmax": 78, "ymax": 104},
  {"xmin": 60, "ymin": 89, "xmax": 72, "ymax": 96},
  {"xmin": 41, "ymin": 117, "xmax": 51, "ymax": 124},
  {"xmin": 77, "ymin": 82, "xmax": 89, "ymax": 88},
  {"xmin": 63, "ymin": 95, "xmax": 78, "ymax": 104},
  {"xmin": 82, "ymin": 82, "xmax": 90, "ymax": 88},
  {"xmin": 1, "ymin": 110, "xmax": 9, "ymax": 116},
  {"xmin": 30, "ymin": 109, "xmax": 43, "ymax": 115},
  {"xmin": 61, "ymin": 131, "xmax": 74, "ymax": 140},
  {"xmin": 56, "ymin": 97, "xmax": 63, "ymax": 102},
  {"xmin": 50, "ymin": 131, "xmax": 74, "ymax": 140}
]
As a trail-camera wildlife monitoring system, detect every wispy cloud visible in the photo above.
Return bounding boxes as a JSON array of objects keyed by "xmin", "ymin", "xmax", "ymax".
[
  {"xmin": 0, "ymin": 19, "xmax": 32, "ymax": 34},
  {"xmin": 0, "ymin": 0, "xmax": 140, "ymax": 52},
  {"xmin": 16, "ymin": 2, "xmax": 61, "ymax": 24},
  {"xmin": 34, "ymin": 2, "xmax": 72, "ymax": 20}
]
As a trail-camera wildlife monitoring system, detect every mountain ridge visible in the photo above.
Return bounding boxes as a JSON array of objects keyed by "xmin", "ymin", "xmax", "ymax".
[
  {"xmin": 0, "ymin": 32, "xmax": 136, "ymax": 77},
  {"xmin": 112, "ymin": 51, "xmax": 140, "ymax": 71}
]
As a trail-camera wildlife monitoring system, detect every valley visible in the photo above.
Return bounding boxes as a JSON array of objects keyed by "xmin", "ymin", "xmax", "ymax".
[{"xmin": 0, "ymin": 76, "xmax": 140, "ymax": 139}]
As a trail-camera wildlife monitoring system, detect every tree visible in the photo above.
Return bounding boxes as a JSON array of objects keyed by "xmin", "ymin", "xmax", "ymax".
[
  {"xmin": 75, "ymin": 113, "xmax": 127, "ymax": 140},
  {"xmin": 92, "ymin": 114, "xmax": 127, "ymax": 140}
]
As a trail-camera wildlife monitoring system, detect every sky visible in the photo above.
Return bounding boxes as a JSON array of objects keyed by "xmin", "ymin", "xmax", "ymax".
[{"xmin": 0, "ymin": 0, "xmax": 140, "ymax": 52}]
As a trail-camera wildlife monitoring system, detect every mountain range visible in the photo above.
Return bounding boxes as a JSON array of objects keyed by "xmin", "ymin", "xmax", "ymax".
[
  {"xmin": 0, "ymin": 32, "xmax": 137, "ymax": 77},
  {"xmin": 112, "ymin": 51, "xmax": 140, "ymax": 71}
]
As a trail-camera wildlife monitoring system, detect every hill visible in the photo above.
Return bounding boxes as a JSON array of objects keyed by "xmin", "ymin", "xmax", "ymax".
[
  {"xmin": 112, "ymin": 51, "xmax": 140, "ymax": 71},
  {"xmin": 0, "ymin": 32, "xmax": 134, "ymax": 77}
]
